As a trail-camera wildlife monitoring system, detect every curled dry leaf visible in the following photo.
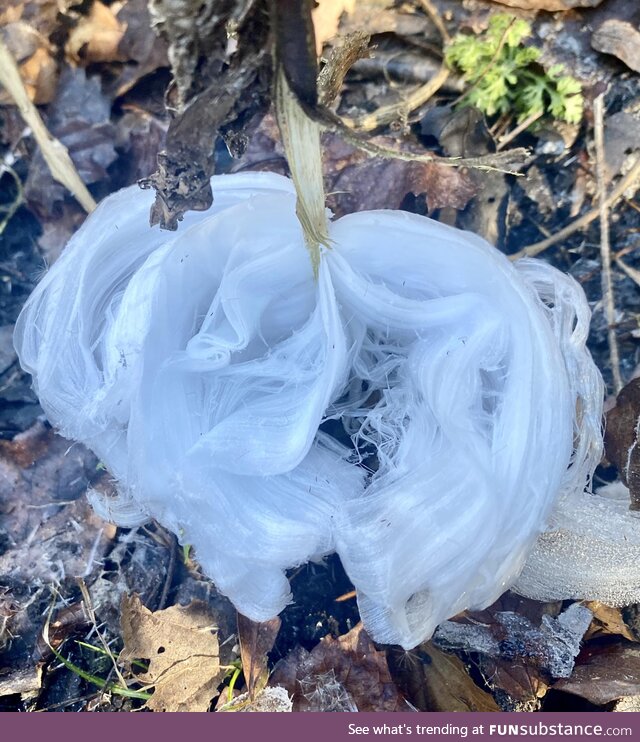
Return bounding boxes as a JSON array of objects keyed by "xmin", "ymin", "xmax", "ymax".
[
  {"xmin": 120, "ymin": 594, "xmax": 225, "ymax": 712},
  {"xmin": 584, "ymin": 601, "xmax": 637, "ymax": 643},
  {"xmin": 592, "ymin": 19, "xmax": 640, "ymax": 74},
  {"xmin": 142, "ymin": 0, "xmax": 271, "ymax": 228},
  {"xmin": 237, "ymin": 613, "xmax": 281, "ymax": 700},
  {"xmin": 271, "ymin": 623, "xmax": 405, "ymax": 712}
]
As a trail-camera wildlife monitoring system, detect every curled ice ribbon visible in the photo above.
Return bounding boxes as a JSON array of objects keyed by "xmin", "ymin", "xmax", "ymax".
[{"xmin": 15, "ymin": 172, "xmax": 611, "ymax": 648}]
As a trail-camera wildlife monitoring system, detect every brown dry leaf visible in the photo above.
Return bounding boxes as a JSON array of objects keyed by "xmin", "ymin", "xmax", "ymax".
[
  {"xmin": 481, "ymin": 658, "xmax": 548, "ymax": 709},
  {"xmin": 604, "ymin": 377, "xmax": 640, "ymax": 510},
  {"xmin": 338, "ymin": 0, "xmax": 434, "ymax": 40},
  {"xmin": 326, "ymin": 136, "xmax": 476, "ymax": 216},
  {"xmin": 592, "ymin": 20, "xmax": 640, "ymax": 74},
  {"xmin": 113, "ymin": 0, "xmax": 169, "ymax": 97},
  {"xmin": 120, "ymin": 594, "xmax": 225, "ymax": 712},
  {"xmin": 312, "ymin": 0, "xmax": 355, "ymax": 50},
  {"xmin": 23, "ymin": 65, "xmax": 115, "ymax": 217},
  {"xmin": 0, "ymin": 22, "xmax": 57, "ymax": 104},
  {"xmin": 584, "ymin": 602, "xmax": 637, "ymax": 643},
  {"xmin": 65, "ymin": 0, "xmax": 126, "ymax": 64},
  {"xmin": 237, "ymin": 613, "xmax": 281, "ymax": 700},
  {"xmin": 418, "ymin": 643, "xmax": 500, "ymax": 712},
  {"xmin": 271, "ymin": 622, "xmax": 405, "ymax": 712},
  {"xmin": 554, "ymin": 641, "xmax": 640, "ymax": 706}
]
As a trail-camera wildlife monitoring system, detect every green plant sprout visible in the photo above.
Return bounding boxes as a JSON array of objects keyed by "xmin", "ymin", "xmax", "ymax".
[{"xmin": 445, "ymin": 14, "xmax": 583, "ymax": 125}]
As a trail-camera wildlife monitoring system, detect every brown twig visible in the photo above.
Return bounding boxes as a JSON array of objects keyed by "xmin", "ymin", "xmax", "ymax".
[
  {"xmin": 497, "ymin": 110, "xmax": 543, "ymax": 151},
  {"xmin": 342, "ymin": 64, "xmax": 450, "ymax": 132},
  {"xmin": 594, "ymin": 93, "xmax": 622, "ymax": 394},
  {"xmin": 511, "ymin": 156, "xmax": 640, "ymax": 259}
]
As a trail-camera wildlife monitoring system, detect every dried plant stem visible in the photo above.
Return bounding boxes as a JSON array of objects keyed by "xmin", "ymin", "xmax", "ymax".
[
  {"xmin": 0, "ymin": 38, "xmax": 96, "ymax": 213},
  {"xmin": 276, "ymin": 67, "xmax": 329, "ymax": 276},
  {"xmin": 417, "ymin": 0, "xmax": 451, "ymax": 43},
  {"xmin": 497, "ymin": 109, "xmax": 543, "ymax": 151},
  {"xmin": 342, "ymin": 64, "xmax": 450, "ymax": 132},
  {"xmin": 511, "ymin": 156, "xmax": 640, "ymax": 259},
  {"xmin": 594, "ymin": 94, "xmax": 622, "ymax": 394}
]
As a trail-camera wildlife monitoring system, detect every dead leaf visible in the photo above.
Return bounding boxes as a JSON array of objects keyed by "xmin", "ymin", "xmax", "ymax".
[
  {"xmin": 271, "ymin": 622, "xmax": 405, "ymax": 712},
  {"xmin": 65, "ymin": 1, "xmax": 126, "ymax": 64},
  {"xmin": 113, "ymin": 0, "xmax": 169, "ymax": 97},
  {"xmin": 592, "ymin": 19, "xmax": 640, "ymax": 74},
  {"xmin": 481, "ymin": 658, "xmax": 548, "ymax": 708},
  {"xmin": 142, "ymin": 0, "xmax": 270, "ymax": 228},
  {"xmin": 337, "ymin": 0, "xmax": 434, "ymax": 40},
  {"xmin": 604, "ymin": 377, "xmax": 640, "ymax": 510},
  {"xmin": 0, "ymin": 22, "xmax": 57, "ymax": 104},
  {"xmin": 0, "ymin": 421, "xmax": 113, "ymax": 585},
  {"xmin": 435, "ymin": 603, "xmax": 593, "ymax": 680},
  {"xmin": 326, "ymin": 139, "xmax": 476, "ymax": 216},
  {"xmin": 120, "ymin": 594, "xmax": 225, "ymax": 712},
  {"xmin": 312, "ymin": 0, "xmax": 355, "ymax": 50},
  {"xmin": 584, "ymin": 601, "xmax": 637, "ymax": 643},
  {"xmin": 418, "ymin": 643, "xmax": 500, "ymax": 712},
  {"xmin": 237, "ymin": 613, "xmax": 281, "ymax": 700},
  {"xmin": 554, "ymin": 641, "xmax": 640, "ymax": 706},
  {"xmin": 23, "ymin": 65, "xmax": 116, "ymax": 217}
]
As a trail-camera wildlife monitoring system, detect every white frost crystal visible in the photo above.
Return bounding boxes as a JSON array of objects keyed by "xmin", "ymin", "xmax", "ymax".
[{"xmin": 15, "ymin": 172, "xmax": 607, "ymax": 648}]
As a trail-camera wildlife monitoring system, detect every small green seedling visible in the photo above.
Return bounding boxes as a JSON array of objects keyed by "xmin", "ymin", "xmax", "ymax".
[{"xmin": 445, "ymin": 14, "xmax": 583, "ymax": 124}]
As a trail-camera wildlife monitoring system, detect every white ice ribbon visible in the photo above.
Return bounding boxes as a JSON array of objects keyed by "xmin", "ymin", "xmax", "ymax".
[{"xmin": 15, "ymin": 172, "xmax": 610, "ymax": 648}]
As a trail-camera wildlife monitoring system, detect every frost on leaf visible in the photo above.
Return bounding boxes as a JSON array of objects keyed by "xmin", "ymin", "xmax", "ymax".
[{"xmin": 434, "ymin": 603, "xmax": 593, "ymax": 679}]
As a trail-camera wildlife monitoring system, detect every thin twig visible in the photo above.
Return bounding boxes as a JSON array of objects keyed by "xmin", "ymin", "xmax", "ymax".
[
  {"xmin": 594, "ymin": 93, "xmax": 622, "ymax": 394},
  {"xmin": 416, "ymin": 0, "xmax": 451, "ymax": 43},
  {"xmin": 0, "ymin": 38, "xmax": 96, "ymax": 213},
  {"xmin": 342, "ymin": 65, "xmax": 450, "ymax": 132},
  {"xmin": 511, "ymin": 156, "xmax": 640, "ymax": 259},
  {"xmin": 497, "ymin": 110, "xmax": 543, "ymax": 151}
]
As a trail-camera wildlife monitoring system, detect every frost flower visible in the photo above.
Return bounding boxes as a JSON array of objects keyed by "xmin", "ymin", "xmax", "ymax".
[{"xmin": 15, "ymin": 172, "xmax": 604, "ymax": 648}]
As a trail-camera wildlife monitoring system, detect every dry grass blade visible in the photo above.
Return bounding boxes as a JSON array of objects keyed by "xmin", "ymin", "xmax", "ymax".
[{"xmin": 0, "ymin": 37, "xmax": 96, "ymax": 214}]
